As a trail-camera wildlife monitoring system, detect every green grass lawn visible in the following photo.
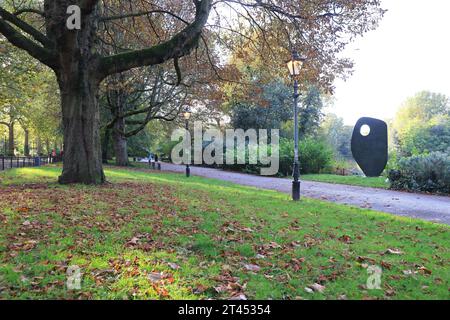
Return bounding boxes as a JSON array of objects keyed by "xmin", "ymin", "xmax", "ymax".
[
  {"xmin": 302, "ymin": 174, "xmax": 390, "ymax": 189},
  {"xmin": 0, "ymin": 166, "xmax": 448, "ymax": 300}
]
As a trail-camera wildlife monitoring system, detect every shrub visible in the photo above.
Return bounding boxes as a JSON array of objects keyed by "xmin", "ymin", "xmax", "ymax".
[
  {"xmin": 207, "ymin": 137, "xmax": 333, "ymax": 176},
  {"xmin": 389, "ymin": 151, "xmax": 450, "ymax": 194},
  {"xmin": 278, "ymin": 137, "xmax": 333, "ymax": 176}
]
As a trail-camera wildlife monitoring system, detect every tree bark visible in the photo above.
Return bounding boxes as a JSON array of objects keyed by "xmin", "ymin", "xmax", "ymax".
[
  {"xmin": 112, "ymin": 117, "xmax": 129, "ymax": 166},
  {"xmin": 24, "ymin": 128, "xmax": 30, "ymax": 156},
  {"xmin": 46, "ymin": 2, "xmax": 105, "ymax": 184},
  {"xmin": 102, "ymin": 128, "xmax": 110, "ymax": 164},
  {"xmin": 36, "ymin": 136, "xmax": 42, "ymax": 155},
  {"xmin": 7, "ymin": 123, "xmax": 14, "ymax": 156},
  {"xmin": 57, "ymin": 73, "xmax": 105, "ymax": 184}
]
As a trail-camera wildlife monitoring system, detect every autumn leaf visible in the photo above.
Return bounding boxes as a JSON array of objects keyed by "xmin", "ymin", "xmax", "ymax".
[
  {"xmin": 168, "ymin": 262, "xmax": 180, "ymax": 270},
  {"xmin": 244, "ymin": 264, "xmax": 260, "ymax": 272},
  {"xmin": 308, "ymin": 283, "xmax": 326, "ymax": 293},
  {"xmin": 385, "ymin": 249, "xmax": 404, "ymax": 255}
]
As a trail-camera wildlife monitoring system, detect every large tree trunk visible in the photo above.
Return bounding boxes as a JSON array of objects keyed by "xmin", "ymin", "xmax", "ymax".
[
  {"xmin": 7, "ymin": 123, "xmax": 14, "ymax": 156},
  {"xmin": 48, "ymin": 2, "xmax": 105, "ymax": 184},
  {"xmin": 112, "ymin": 117, "xmax": 129, "ymax": 166},
  {"xmin": 58, "ymin": 73, "xmax": 105, "ymax": 184},
  {"xmin": 24, "ymin": 128, "xmax": 30, "ymax": 156}
]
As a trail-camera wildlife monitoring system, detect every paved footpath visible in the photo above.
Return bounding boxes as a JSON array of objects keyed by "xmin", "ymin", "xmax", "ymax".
[{"xmin": 160, "ymin": 163, "xmax": 450, "ymax": 225}]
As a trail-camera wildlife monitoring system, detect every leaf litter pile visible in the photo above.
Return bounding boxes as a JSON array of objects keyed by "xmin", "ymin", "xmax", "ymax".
[{"xmin": 0, "ymin": 168, "xmax": 449, "ymax": 300}]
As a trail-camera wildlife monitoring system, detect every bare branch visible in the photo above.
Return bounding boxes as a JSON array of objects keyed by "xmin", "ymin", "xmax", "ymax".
[
  {"xmin": 97, "ymin": 0, "xmax": 213, "ymax": 79},
  {"xmin": 14, "ymin": 8, "xmax": 45, "ymax": 17},
  {"xmin": 0, "ymin": 17, "xmax": 56, "ymax": 68},
  {"xmin": 0, "ymin": 7, "xmax": 53, "ymax": 48}
]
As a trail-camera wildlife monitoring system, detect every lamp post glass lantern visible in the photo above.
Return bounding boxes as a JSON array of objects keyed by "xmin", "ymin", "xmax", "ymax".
[
  {"xmin": 183, "ymin": 108, "xmax": 191, "ymax": 177},
  {"xmin": 287, "ymin": 51, "xmax": 305, "ymax": 201}
]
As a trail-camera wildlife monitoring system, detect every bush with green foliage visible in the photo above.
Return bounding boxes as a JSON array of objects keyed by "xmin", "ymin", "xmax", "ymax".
[
  {"xmin": 200, "ymin": 137, "xmax": 333, "ymax": 176},
  {"xmin": 389, "ymin": 151, "xmax": 450, "ymax": 194},
  {"xmin": 278, "ymin": 138, "xmax": 333, "ymax": 175},
  {"xmin": 400, "ymin": 116, "xmax": 450, "ymax": 156}
]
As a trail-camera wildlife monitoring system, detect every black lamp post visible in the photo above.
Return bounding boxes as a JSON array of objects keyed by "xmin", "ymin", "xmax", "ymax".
[
  {"xmin": 183, "ymin": 108, "xmax": 191, "ymax": 177},
  {"xmin": 287, "ymin": 51, "xmax": 305, "ymax": 201}
]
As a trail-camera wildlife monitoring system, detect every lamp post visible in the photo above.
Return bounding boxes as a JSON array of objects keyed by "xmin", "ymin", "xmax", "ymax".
[
  {"xmin": 287, "ymin": 51, "xmax": 305, "ymax": 201},
  {"xmin": 183, "ymin": 108, "xmax": 192, "ymax": 177}
]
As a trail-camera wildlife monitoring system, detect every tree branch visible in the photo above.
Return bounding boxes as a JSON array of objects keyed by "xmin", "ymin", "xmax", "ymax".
[
  {"xmin": 100, "ymin": 10, "xmax": 189, "ymax": 23},
  {"xmin": 0, "ymin": 17, "xmax": 57, "ymax": 68},
  {"xmin": 0, "ymin": 7, "xmax": 53, "ymax": 48},
  {"xmin": 14, "ymin": 8, "xmax": 45, "ymax": 17},
  {"xmin": 97, "ymin": 0, "xmax": 213, "ymax": 79}
]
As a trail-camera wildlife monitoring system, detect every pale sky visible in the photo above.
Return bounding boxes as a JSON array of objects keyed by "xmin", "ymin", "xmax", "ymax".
[{"xmin": 330, "ymin": 0, "xmax": 450, "ymax": 125}]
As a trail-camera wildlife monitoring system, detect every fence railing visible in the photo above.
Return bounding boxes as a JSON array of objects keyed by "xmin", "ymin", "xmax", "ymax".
[{"xmin": 0, "ymin": 156, "xmax": 62, "ymax": 171}]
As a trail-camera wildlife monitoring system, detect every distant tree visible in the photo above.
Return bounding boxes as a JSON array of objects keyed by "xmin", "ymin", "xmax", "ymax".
[
  {"xmin": 400, "ymin": 115, "xmax": 450, "ymax": 156},
  {"xmin": 284, "ymin": 86, "xmax": 325, "ymax": 137},
  {"xmin": 319, "ymin": 113, "xmax": 352, "ymax": 159},
  {"xmin": 231, "ymin": 81, "xmax": 292, "ymax": 131},
  {"xmin": 393, "ymin": 91, "xmax": 449, "ymax": 156},
  {"xmin": 101, "ymin": 67, "xmax": 188, "ymax": 166},
  {"xmin": 0, "ymin": 42, "xmax": 60, "ymax": 156}
]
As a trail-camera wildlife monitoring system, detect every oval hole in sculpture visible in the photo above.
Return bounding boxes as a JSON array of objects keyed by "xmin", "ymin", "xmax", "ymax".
[{"xmin": 360, "ymin": 124, "xmax": 371, "ymax": 137}]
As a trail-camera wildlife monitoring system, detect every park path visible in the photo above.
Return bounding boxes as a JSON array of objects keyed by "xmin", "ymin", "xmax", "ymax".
[{"xmin": 159, "ymin": 163, "xmax": 450, "ymax": 225}]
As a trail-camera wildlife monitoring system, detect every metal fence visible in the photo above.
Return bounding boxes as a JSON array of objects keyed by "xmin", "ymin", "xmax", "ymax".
[{"xmin": 0, "ymin": 156, "xmax": 61, "ymax": 171}]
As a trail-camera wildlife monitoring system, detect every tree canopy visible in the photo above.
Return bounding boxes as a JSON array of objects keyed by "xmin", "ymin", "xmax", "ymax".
[{"xmin": 0, "ymin": 0, "xmax": 385, "ymax": 183}]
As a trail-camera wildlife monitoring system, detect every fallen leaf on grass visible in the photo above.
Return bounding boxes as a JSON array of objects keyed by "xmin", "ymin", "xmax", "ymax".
[
  {"xmin": 385, "ymin": 249, "xmax": 404, "ymax": 255},
  {"xmin": 417, "ymin": 266, "xmax": 432, "ymax": 275},
  {"xmin": 229, "ymin": 294, "xmax": 247, "ymax": 300},
  {"xmin": 127, "ymin": 237, "xmax": 139, "ymax": 246},
  {"xmin": 304, "ymin": 287, "xmax": 314, "ymax": 294},
  {"xmin": 307, "ymin": 283, "xmax": 326, "ymax": 293},
  {"xmin": 148, "ymin": 272, "xmax": 164, "ymax": 283},
  {"xmin": 193, "ymin": 284, "xmax": 208, "ymax": 294},
  {"xmin": 356, "ymin": 256, "xmax": 376, "ymax": 264},
  {"xmin": 338, "ymin": 235, "xmax": 352, "ymax": 243},
  {"xmin": 168, "ymin": 262, "xmax": 180, "ymax": 270},
  {"xmin": 381, "ymin": 261, "xmax": 392, "ymax": 270},
  {"xmin": 385, "ymin": 289, "xmax": 396, "ymax": 297},
  {"xmin": 244, "ymin": 264, "xmax": 260, "ymax": 272}
]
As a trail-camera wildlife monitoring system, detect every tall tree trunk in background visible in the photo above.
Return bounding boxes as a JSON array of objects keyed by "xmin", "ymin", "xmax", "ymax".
[
  {"xmin": 24, "ymin": 128, "xmax": 30, "ymax": 156},
  {"xmin": 112, "ymin": 117, "xmax": 129, "ymax": 166},
  {"xmin": 7, "ymin": 123, "xmax": 14, "ymax": 156},
  {"xmin": 36, "ymin": 136, "xmax": 42, "ymax": 155},
  {"xmin": 45, "ymin": 139, "xmax": 50, "ymax": 155},
  {"xmin": 102, "ymin": 128, "xmax": 110, "ymax": 164}
]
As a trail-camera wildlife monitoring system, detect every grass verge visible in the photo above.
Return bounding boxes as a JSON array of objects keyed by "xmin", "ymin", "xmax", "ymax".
[
  {"xmin": 0, "ymin": 166, "xmax": 448, "ymax": 299},
  {"xmin": 302, "ymin": 174, "xmax": 390, "ymax": 189}
]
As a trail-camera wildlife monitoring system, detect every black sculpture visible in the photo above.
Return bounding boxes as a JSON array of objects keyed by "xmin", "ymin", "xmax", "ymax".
[{"xmin": 351, "ymin": 117, "xmax": 388, "ymax": 177}]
